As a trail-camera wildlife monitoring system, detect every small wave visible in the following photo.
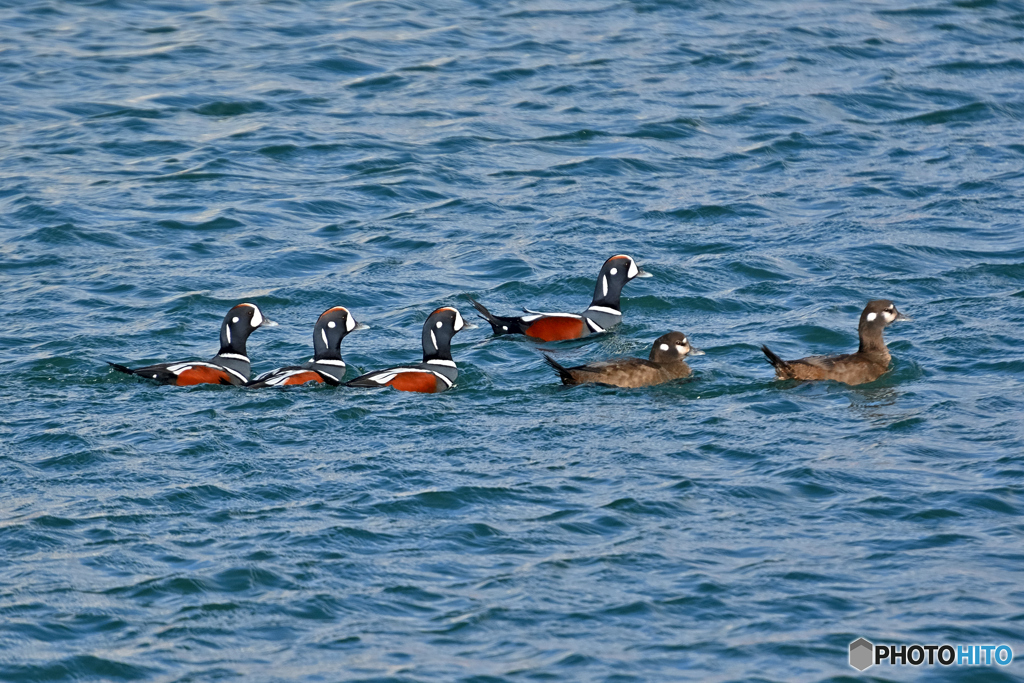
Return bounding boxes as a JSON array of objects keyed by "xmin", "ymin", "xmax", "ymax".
[
  {"xmin": 311, "ymin": 56, "xmax": 381, "ymax": 74},
  {"xmin": 623, "ymin": 117, "xmax": 703, "ymax": 140},
  {"xmin": 0, "ymin": 655, "xmax": 156, "ymax": 682},
  {"xmin": 345, "ymin": 73, "xmax": 405, "ymax": 90},
  {"xmin": 932, "ymin": 58, "xmax": 1024, "ymax": 72},
  {"xmin": 642, "ymin": 203, "xmax": 770, "ymax": 221},
  {"xmin": 155, "ymin": 217, "xmax": 244, "ymax": 231},
  {"xmin": 191, "ymin": 100, "xmax": 275, "ymax": 117},
  {"xmin": 892, "ymin": 101, "xmax": 993, "ymax": 125}
]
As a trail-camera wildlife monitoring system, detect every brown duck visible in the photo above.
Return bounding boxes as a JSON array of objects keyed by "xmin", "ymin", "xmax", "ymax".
[
  {"xmin": 761, "ymin": 299, "xmax": 910, "ymax": 386},
  {"xmin": 544, "ymin": 331, "xmax": 703, "ymax": 388}
]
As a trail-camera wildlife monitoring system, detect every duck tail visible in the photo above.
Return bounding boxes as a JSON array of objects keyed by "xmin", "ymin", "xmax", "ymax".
[
  {"xmin": 107, "ymin": 362, "xmax": 135, "ymax": 376},
  {"xmin": 760, "ymin": 345, "xmax": 794, "ymax": 379},
  {"xmin": 467, "ymin": 296, "xmax": 524, "ymax": 335},
  {"xmin": 543, "ymin": 354, "xmax": 577, "ymax": 385}
]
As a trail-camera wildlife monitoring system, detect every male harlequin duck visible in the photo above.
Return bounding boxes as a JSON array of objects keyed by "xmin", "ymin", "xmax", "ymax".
[
  {"xmin": 544, "ymin": 331, "xmax": 703, "ymax": 388},
  {"xmin": 108, "ymin": 303, "xmax": 277, "ymax": 386},
  {"xmin": 246, "ymin": 307, "xmax": 368, "ymax": 388},
  {"xmin": 469, "ymin": 254, "xmax": 651, "ymax": 342},
  {"xmin": 346, "ymin": 307, "xmax": 475, "ymax": 393},
  {"xmin": 761, "ymin": 299, "xmax": 910, "ymax": 386}
]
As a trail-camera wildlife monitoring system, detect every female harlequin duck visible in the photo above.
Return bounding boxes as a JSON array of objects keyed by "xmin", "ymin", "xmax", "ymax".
[
  {"xmin": 108, "ymin": 303, "xmax": 276, "ymax": 385},
  {"xmin": 246, "ymin": 307, "xmax": 368, "ymax": 388},
  {"xmin": 761, "ymin": 299, "xmax": 910, "ymax": 386},
  {"xmin": 469, "ymin": 255, "xmax": 651, "ymax": 342},
  {"xmin": 346, "ymin": 307, "xmax": 475, "ymax": 393},
  {"xmin": 544, "ymin": 331, "xmax": 703, "ymax": 388}
]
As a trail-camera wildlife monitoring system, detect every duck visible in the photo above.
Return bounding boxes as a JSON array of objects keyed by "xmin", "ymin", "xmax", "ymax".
[
  {"xmin": 108, "ymin": 303, "xmax": 276, "ymax": 385},
  {"xmin": 246, "ymin": 306, "xmax": 368, "ymax": 388},
  {"xmin": 544, "ymin": 331, "xmax": 702, "ymax": 388},
  {"xmin": 761, "ymin": 299, "xmax": 910, "ymax": 385},
  {"xmin": 469, "ymin": 254, "xmax": 651, "ymax": 341},
  {"xmin": 346, "ymin": 307, "xmax": 475, "ymax": 393}
]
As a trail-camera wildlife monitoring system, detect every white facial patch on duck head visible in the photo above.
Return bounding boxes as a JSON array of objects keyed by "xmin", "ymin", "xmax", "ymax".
[
  {"xmin": 430, "ymin": 330, "xmax": 438, "ymax": 350},
  {"xmin": 659, "ymin": 343, "xmax": 670, "ymax": 351},
  {"xmin": 328, "ymin": 321, "xmax": 336, "ymax": 329},
  {"xmin": 627, "ymin": 258, "xmax": 639, "ymax": 279},
  {"xmin": 345, "ymin": 313, "xmax": 356, "ymax": 332},
  {"xmin": 453, "ymin": 309, "xmax": 465, "ymax": 332},
  {"xmin": 602, "ymin": 275, "xmax": 608, "ymax": 297},
  {"xmin": 321, "ymin": 328, "xmax": 329, "ymax": 347},
  {"xmin": 250, "ymin": 306, "xmax": 263, "ymax": 328},
  {"xmin": 609, "ymin": 268, "xmax": 617, "ymax": 275},
  {"xmin": 882, "ymin": 307, "xmax": 897, "ymax": 323},
  {"xmin": 866, "ymin": 312, "xmax": 877, "ymax": 322},
  {"xmin": 232, "ymin": 317, "xmax": 239, "ymax": 324}
]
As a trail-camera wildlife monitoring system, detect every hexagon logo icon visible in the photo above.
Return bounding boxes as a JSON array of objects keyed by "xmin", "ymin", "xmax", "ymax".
[{"xmin": 849, "ymin": 638, "xmax": 874, "ymax": 671}]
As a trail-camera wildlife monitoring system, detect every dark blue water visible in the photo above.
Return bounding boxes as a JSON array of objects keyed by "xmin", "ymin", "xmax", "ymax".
[{"xmin": 2, "ymin": 1, "xmax": 1024, "ymax": 680}]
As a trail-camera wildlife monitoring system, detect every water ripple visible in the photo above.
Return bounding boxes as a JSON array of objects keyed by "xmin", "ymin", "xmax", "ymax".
[{"xmin": 2, "ymin": 0, "xmax": 1024, "ymax": 680}]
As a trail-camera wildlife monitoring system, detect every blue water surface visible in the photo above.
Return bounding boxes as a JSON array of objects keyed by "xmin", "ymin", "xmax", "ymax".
[{"xmin": 2, "ymin": 0, "xmax": 1023, "ymax": 681}]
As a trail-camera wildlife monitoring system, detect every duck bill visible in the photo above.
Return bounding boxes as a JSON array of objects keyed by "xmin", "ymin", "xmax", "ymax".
[
  {"xmin": 353, "ymin": 322, "xmax": 370, "ymax": 331},
  {"xmin": 895, "ymin": 312, "xmax": 911, "ymax": 322},
  {"xmin": 687, "ymin": 347, "xmax": 705, "ymax": 356},
  {"xmin": 635, "ymin": 267, "xmax": 653, "ymax": 279},
  {"xmin": 460, "ymin": 321, "xmax": 478, "ymax": 330},
  {"xmin": 260, "ymin": 318, "xmax": 279, "ymax": 328}
]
